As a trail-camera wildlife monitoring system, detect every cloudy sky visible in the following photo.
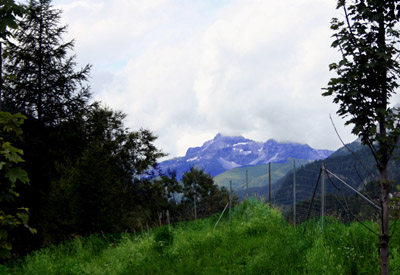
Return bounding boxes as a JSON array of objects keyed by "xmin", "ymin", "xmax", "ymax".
[{"xmin": 52, "ymin": 0, "xmax": 358, "ymax": 159}]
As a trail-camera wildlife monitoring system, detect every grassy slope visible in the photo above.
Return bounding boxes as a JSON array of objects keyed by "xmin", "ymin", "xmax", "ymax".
[
  {"xmin": 213, "ymin": 158, "xmax": 311, "ymax": 190},
  {"xmin": 3, "ymin": 199, "xmax": 400, "ymax": 275}
]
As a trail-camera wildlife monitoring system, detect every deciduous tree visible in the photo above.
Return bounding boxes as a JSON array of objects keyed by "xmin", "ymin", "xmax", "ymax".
[
  {"xmin": 324, "ymin": 1, "xmax": 400, "ymax": 273},
  {"xmin": 45, "ymin": 104, "xmax": 165, "ymax": 237},
  {"xmin": 0, "ymin": 112, "xmax": 35, "ymax": 259},
  {"xmin": 181, "ymin": 167, "xmax": 229, "ymax": 219},
  {"xmin": 0, "ymin": 0, "xmax": 24, "ymax": 108}
]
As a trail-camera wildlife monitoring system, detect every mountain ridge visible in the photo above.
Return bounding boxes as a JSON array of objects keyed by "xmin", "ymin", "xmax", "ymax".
[{"xmin": 158, "ymin": 133, "xmax": 333, "ymax": 179}]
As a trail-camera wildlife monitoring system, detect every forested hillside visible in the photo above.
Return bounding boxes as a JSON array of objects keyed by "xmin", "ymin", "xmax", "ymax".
[
  {"xmin": 274, "ymin": 140, "xmax": 400, "ymax": 205},
  {"xmin": 0, "ymin": 0, "xmax": 229, "ymax": 259}
]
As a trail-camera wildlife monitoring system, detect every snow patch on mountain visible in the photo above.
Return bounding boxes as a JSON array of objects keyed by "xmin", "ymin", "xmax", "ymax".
[
  {"xmin": 266, "ymin": 153, "xmax": 279, "ymax": 163},
  {"xmin": 233, "ymin": 142, "xmax": 249, "ymax": 147},
  {"xmin": 218, "ymin": 158, "xmax": 241, "ymax": 170},
  {"xmin": 186, "ymin": 157, "xmax": 199, "ymax": 162}
]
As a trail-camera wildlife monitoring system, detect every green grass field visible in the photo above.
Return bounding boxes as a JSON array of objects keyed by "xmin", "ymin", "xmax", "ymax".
[{"xmin": 3, "ymin": 199, "xmax": 400, "ymax": 274}]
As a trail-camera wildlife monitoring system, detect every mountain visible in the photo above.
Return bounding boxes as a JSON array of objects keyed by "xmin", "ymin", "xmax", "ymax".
[{"xmin": 158, "ymin": 133, "xmax": 333, "ymax": 179}]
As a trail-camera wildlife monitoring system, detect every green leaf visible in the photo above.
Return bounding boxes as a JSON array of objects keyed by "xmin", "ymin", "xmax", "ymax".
[
  {"xmin": 5, "ymin": 166, "xmax": 29, "ymax": 184},
  {"xmin": 16, "ymin": 212, "xmax": 28, "ymax": 225},
  {"xmin": 0, "ymin": 229, "xmax": 8, "ymax": 240},
  {"xmin": 0, "ymin": 142, "xmax": 24, "ymax": 163}
]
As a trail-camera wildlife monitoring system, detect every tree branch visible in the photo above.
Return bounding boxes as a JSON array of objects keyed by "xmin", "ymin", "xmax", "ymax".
[
  {"xmin": 343, "ymin": 0, "xmax": 359, "ymax": 50},
  {"xmin": 329, "ymin": 114, "xmax": 377, "ymax": 181}
]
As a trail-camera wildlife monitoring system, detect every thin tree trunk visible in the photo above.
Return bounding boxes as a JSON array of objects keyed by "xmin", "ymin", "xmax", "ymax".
[
  {"xmin": 379, "ymin": 166, "xmax": 390, "ymax": 275},
  {"xmin": 377, "ymin": 10, "xmax": 390, "ymax": 274},
  {"xmin": 0, "ymin": 41, "xmax": 3, "ymax": 110},
  {"xmin": 37, "ymin": 5, "xmax": 44, "ymax": 122}
]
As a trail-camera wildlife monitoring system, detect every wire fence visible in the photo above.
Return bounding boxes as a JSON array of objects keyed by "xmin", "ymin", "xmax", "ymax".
[{"xmin": 226, "ymin": 160, "xmax": 383, "ymax": 233}]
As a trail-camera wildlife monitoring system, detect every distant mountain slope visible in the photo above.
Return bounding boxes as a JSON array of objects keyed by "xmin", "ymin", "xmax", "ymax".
[
  {"xmin": 273, "ymin": 140, "xmax": 400, "ymax": 206},
  {"xmin": 213, "ymin": 158, "xmax": 311, "ymax": 199},
  {"xmin": 214, "ymin": 158, "xmax": 311, "ymax": 190},
  {"xmin": 158, "ymin": 134, "xmax": 333, "ymax": 179}
]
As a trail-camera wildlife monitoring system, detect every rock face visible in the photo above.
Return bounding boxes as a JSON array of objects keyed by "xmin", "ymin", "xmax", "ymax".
[{"xmin": 158, "ymin": 133, "xmax": 333, "ymax": 179}]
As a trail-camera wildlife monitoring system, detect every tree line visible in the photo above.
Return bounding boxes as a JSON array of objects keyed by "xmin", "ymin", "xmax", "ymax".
[{"xmin": 0, "ymin": 0, "xmax": 229, "ymax": 259}]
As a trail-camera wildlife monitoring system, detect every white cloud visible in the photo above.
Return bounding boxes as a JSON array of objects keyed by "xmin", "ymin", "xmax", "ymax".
[{"xmin": 53, "ymin": 0, "xmax": 356, "ymax": 158}]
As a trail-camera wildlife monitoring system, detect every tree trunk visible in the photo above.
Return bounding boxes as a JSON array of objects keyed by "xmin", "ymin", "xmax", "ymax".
[
  {"xmin": 379, "ymin": 166, "xmax": 390, "ymax": 275},
  {"xmin": 0, "ymin": 41, "xmax": 3, "ymax": 110},
  {"xmin": 37, "ymin": 5, "xmax": 44, "ymax": 122},
  {"xmin": 377, "ymin": 10, "xmax": 390, "ymax": 274}
]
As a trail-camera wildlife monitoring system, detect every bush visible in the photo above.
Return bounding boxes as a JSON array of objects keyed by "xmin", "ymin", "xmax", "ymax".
[{"xmin": 153, "ymin": 226, "xmax": 173, "ymax": 253}]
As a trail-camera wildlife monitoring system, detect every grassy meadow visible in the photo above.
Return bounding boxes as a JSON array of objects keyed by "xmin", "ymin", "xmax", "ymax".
[{"xmin": 2, "ymin": 199, "xmax": 400, "ymax": 275}]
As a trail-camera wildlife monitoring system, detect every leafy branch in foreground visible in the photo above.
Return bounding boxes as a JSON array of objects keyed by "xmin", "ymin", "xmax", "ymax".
[
  {"xmin": 0, "ymin": 111, "xmax": 35, "ymax": 260},
  {"xmin": 323, "ymin": 1, "xmax": 400, "ymax": 273}
]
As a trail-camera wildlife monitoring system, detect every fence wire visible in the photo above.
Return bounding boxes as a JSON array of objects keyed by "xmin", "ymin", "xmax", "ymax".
[{"xmin": 232, "ymin": 161, "xmax": 382, "ymax": 229}]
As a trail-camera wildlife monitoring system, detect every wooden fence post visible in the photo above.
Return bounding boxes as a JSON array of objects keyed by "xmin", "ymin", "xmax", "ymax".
[
  {"xmin": 229, "ymin": 180, "xmax": 232, "ymax": 224},
  {"xmin": 293, "ymin": 160, "xmax": 296, "ymax": 226},
  {"xmin": 269, "ymin": 163, "xmax": 271, "ymax": 206},
  {"xmin": 246, "ymin": 170, "xmax": 249, "ymax": 198}
]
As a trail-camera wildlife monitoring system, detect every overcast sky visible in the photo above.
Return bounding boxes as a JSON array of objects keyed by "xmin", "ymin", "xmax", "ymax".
[{"xmin": 51, "ymin": 0, "xmax": 359, "ymax": 159}]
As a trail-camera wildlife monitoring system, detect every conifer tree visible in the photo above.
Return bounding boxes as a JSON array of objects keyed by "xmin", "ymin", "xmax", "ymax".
[
  {"xmin": 2, "ymin": 0, "xmax": 91, "ymax": 125},
  {"xmin": 1, "ymin": 0, "xmax": 91, "ymax": 252}
]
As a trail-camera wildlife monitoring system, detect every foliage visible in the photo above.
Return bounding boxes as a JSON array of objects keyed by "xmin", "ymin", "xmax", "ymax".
[
  {"xmin": 0, "ymin": 0, "xmax": 25, "ymax": 40},
  {"xmin": 1, "ymin": 0, "xmax": 171, "ymax": 254},
  {"xmin": 0, "ymin": 0, "xmax": 94, "ymax": 254},
  {"xmin": 0, "ymin": 111, "xmax": 35, "ymax": 260},
  {"xmin": 3, "ymin": 200, "xmax": 398, "ymax": 274},
  {"xmin": 323, "ymin": 2, "xmax": 400, "ymax": 272},
  {"xmin": 153, "ymin": 226, "xmax": 174, "ymax": 253},
  {"xmin": 44, "ymin": 104, "xmax": 166, "ymax": 239},
  {"xmin": 180, "ymin": 167, "xmax": 230, "ymax": 219},
  {"xmin": 323, "ymin": 1, "xmax": 400, "ymax": 159},
  {"xmin": 2, "ymin": 0, "xmax": 91, "ymax": 125}
]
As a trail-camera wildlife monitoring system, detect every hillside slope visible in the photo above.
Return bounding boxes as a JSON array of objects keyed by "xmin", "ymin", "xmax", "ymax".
[
  {"xmin": 274, "ymin": 140, "xmax": 400, "ymax": 206},
  {"xmin": 213, "ymin": 158, "xmax": 311, "ymax": 198}
]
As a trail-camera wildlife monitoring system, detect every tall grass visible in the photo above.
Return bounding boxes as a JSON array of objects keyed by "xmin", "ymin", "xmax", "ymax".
[{"xmin": 3, "ymin": 198, "xmax": 399, "ymax": 274}]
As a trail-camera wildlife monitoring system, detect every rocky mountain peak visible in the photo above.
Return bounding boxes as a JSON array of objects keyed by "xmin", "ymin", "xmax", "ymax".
[{"xmin": 159, "ymin": 134, "xmax": 333, "ymax": 180}]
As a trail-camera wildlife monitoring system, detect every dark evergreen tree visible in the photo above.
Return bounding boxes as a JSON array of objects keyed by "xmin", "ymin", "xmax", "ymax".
[
  {"xmin": 1, "ymin": 0, "xmax": 169, "ymax": 254},
  {"xmin": 0, "ymin": 0, "xmax": 91, "ymax": 252},
  {"xmin": 2, "ymin": 0, "xmax": 90, "ymax": 125},
  {"xmin": 44, "ymin": 105, "xmax": 165, "ymax": 239}
]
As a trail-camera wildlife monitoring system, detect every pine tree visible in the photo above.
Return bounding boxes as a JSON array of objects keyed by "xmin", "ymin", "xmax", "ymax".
[
  {"xmin": 0, "ymin": 0, "xmax": 91, "ymax": 252},
  {"xmin": 2, "ymin": 0, "xmax": 91, "ymax": 125}
]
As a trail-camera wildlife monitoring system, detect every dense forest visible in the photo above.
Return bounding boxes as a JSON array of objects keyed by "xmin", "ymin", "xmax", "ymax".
[{"xmin": 0, "ymin": 0, "xmax": 229, "ymax": 259}]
